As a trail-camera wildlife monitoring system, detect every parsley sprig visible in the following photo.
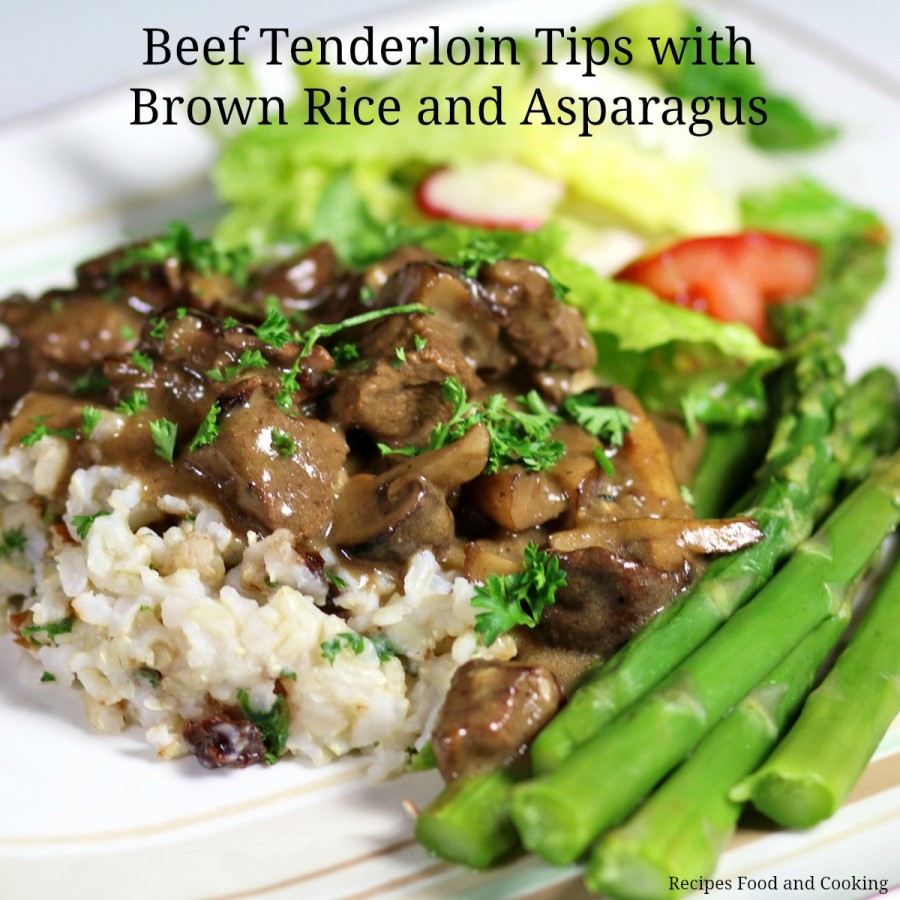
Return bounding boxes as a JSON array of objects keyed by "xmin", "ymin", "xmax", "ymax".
[
  {"xmin": 113, "ymin": 222, "xmax": 252, "ymax": 287},
  {"xmin": 563, "ymin": 393, "xmax": 633, "ymax": 476},
  {"xmin": 379, "ymin": 378, "xmax": 565, "ymax": 474},
  {"xmin": 188, "ymin": 403, "xmax": 221, "ymax": 452},
  {"xmin": 20, "ymin": 417, "xmax": 77, "ymax": 447},
  {"xmin": 207, "ymin": 348, "xmax": 268, "ymax": 382},
  {"xmin": 275, "ymin": 303, "xmax": 432, "ymax": 413},
  {"xmin": 115, "ymin": 390, "xmax": 149, "ymax": 416},
  {"xmin": 381, "ymin": 381, "xmax": 634, "ymax": 477},
  {"xmin": 21, "ymin": 615, "xmax": 76, "ymax": 646},
  {"xmin": 446, "ymin": 237, "xmax": 569, "ymax": 298},
  {"xmin": 472, "ymin": 543, "xmax": 567, "ymax": 646},
  {"xmin": 254, "ymin": 305, "xmax": 294, "ymax": 349},
  {"xmin": 71, "ymin": 509, "xmax": 111, "ymax": 540},
  {"xmin": 0, "ymin": 527, "xmax": 27, "ymax": 558},
  {"xmin": 81, "ymin": 407, "xmax": 103, "ymax": 438},
  {"xmin": 320, "ymin": 632, "xmax": 396, "ymax": 664},
  {"xmin": 271, "ymin": 429, "xmax": 297, "ymax": 458},
  {"xmin": 236, "ymin": 689, "xmax": 289, "ymax": 765},
  {"xmin": 294, "ymin": 302, "xmax": 432, "ymax": 357},
  {"xmin": 149, "ymin": 419, "xmax": 178, "ymax": 464}
]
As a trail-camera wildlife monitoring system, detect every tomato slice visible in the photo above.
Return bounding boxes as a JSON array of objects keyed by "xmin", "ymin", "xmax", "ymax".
[{"xmin": 615, "ymin": 232, "xmax": 819, "ymax": 343}]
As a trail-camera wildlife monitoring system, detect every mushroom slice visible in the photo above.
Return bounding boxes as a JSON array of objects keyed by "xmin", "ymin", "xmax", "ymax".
[
  {"xmin": 471, "ymin": 466, "xmax": 568, "ymax": 531},
  {"xmin": 330, "ymin": 425, "xmax": 490, "ymax": 562},
  {"xmin": 549, "ymin": 516, "xmax": 763, "ymax": 568}
]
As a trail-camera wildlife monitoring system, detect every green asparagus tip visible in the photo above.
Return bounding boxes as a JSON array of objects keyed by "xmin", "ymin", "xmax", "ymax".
[{"xmin": 734, "ymin": 770, "xmax": 833, "ymax": 830}]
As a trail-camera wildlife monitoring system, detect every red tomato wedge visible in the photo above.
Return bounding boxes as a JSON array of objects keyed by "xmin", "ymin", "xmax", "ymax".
[{"xmin": 615, "ymin": 232, "xmax": 819, "ymax": 343}]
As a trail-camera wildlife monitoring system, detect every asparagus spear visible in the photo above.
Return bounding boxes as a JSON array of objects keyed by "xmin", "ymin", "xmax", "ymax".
[
  {"xmin": 414, "ymin": 358, "xmax": 896, "ymax": 868},
  {"xmin": 510, "ymin": 450, "xmax": 900, "ymax": 865},
  {"xmin": 689, "ymin": 420, "xmax": 770, "ymax": 519},
  {"xmin": 734, "ymin": 552, "xmax": 900, "ymax": 828},
  {"xmin": 586, "ymin": 612, "xmax": 849, "ymax": 900}
]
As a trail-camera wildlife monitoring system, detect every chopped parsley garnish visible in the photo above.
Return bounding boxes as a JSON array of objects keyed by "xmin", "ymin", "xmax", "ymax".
[
  {"xmin": 20, "ymin": 417, "xmax": 77, "ymax": 447},
  {"xmin": 447, "ymin": 237, "xmax": 568, "ymax": 297},
  {"xmin": 280, "ymin": 669, "xmax": 298, "ymax": 681},
  {"xmin": 447, "ymin": 237, "xmax": 505, "ymax": 278},
  {"xmin": 188, "ymin": 403, "xmax": 221, "ymax": 452},
  {"xmin": 0, "ymin": 527, "xmax": 27, "ymax": 558},
  {"xmin": 255, "ymin": 306, "xmax": 294, "ymax": 349},
  {"xmin": 236, "ymin": 689, "xmax": 289, "ymax": 764},
  {"xmin": 472, "ymin": 542, "xmax": 567, "ymax": 646},
  {"xmin": 380, "ymin": 378, "xmax": 565, "ymax": 474},
  {"xmin": 149, "ymin": 418, "xmax": 178, "ymax": 464},
  {"xmin": 149, "ymin": 318, "xmax": 167, "ymax": 340},
  {"xmin": 72, "ymin": 370, "xmax": 109, "ymax": 395},
  {"xmin": 295, "ymin": 303, "xmax": 431, "ymax": 357},
  {"xmin": 563, "ymin": 393, "xmax": 633, "ymax": 476},
  {"xmin": 71, "ymin": 509, "xmax": 111, "ymax": 540},
  {"xmin": 134, "ymin": 667, "xmax": 162, "ymax": 689},
  {"xmin": 176, "ymin": 307, "xmax": 188, "ymax": 319},
  {"xmin": 207, "ymin": 348, "xmax": 268, "ymax": 382},
  {"xmin": 563, "ymin": 394, "xmax": 633, "ymax": 446},
  {"xmin": 221, "ymin": 316, "xmax": 240, "ymax": 329},
  {"xmin": 392, "ymin": 346, "xmax": 407, "ymax": 368},
  {"xmin": 275, "ymin": 363, "xmax": 301, "ymax": 415},
  {"xmin": 81, "ymin": 406, "xmax": 103, "ymax": 438},
  {"xmin": 130, "ymin": 350, "xmax": 153, "ymax": 374},
  {"xmin": 369, "ymin": 634, "xmax": 397, "ymax": 664},
  {"xmin": 413, "ymin": 335, "xmax": 428, "ymax": 352},
  {"xmin": 271, "ymin": 429, "xmax": 297, "ymax": 458},
  {"xmin": 119, "ymin": 325, "xmax": 137, "ymax": 341},
  {"xmin": 321, "ymin": 632, "xmax": 394, "ymax": 664},
  {"xmin": 330, "ymin": 342, "xmax": 360, "ymax": 367},
  {"xmin": 320, "ymin": 632, "xmax": 365, "ymax": 664},
  {"xmin": 359, "ymin": 284, "xmax": 375, "ymax": 305},
  {"xmin": 21, "ymin": 615, "xmax": 76, "ymax": 646},
  {"xmin": 323, "ymin": 570, "xmax": 348, "ymax": 591},
  {"xmin": 41, "ymin": 671, "xmax": 56, "ymax": 683},
  {"xmin": 113, "ymin": 222, "xmax": 252, "ymax": 287},
  {"xmin": 115, "ymin": 390, "xmax": 149, "ymax": 416}
]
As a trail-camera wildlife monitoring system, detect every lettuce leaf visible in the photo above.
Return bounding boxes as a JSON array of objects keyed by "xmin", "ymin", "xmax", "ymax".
[
  {"xmin": 594, "ymin": 0, "xmax": 837, "ymax": 152},
  {"xmin": 214, "ymin": 47, "xmax": 739, "ymax": 249}
]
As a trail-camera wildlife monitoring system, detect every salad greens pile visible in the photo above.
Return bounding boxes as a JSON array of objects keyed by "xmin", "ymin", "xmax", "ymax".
[{"xmin": 205, "ymin": 3, "xmax": 898, "ymax": 896}]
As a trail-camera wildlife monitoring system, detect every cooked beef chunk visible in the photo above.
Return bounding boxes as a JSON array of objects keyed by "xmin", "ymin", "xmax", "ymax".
[
  {"xmin": 479, "ymin": 258, "xmax": 597, "ymax": 375},
  {"xmin": 432, "ymin": 659, "xmax": 562, "ymax": 782},
  {"xmin": 540, "ymin": 545, "xmax": 694, "ymax": 657},
  {"xmin": 0, "ymin": 293, "xmax": 145, "ymax": 416},
  {"xmin": 250, "ymin": 242, "xmax": 363, "ymax": 325},
  {"xmin": 183, "ymin": 717, "xmax": 267, "ymax": 768},
  {"xmin": 186, "ymin": 386, "xmax": 348, "ymax": 539},
  {"xmin": 363, "ymin": 246, "xmax": 436, "ymax": 290},
  {"xmin": 377, "ymin": 261, "xmax": 515, "ymax": 375},
  {"xmin": 329, "ymin": 312, "xmax": 482, "ymax": 448}
]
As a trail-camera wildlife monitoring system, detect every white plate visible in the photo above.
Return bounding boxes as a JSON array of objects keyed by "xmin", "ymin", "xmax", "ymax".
[{"xmin": 2, "ymin": 2, "xmax": 900, "ymax": 899}]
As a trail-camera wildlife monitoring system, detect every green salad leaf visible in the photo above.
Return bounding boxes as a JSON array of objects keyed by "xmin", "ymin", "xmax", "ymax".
[{"xmin": 594, "ymin": 0, "xmax": 837, "ymax": 152}]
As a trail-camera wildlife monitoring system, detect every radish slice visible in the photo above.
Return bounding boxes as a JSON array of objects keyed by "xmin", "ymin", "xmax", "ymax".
[{"xmin": 415, "ymin": 161, "xmax": 565, "ymax": 231}]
